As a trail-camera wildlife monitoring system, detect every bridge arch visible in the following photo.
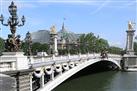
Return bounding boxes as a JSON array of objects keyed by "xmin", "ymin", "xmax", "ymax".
[
  {"xmin": 100, "ymin": 58, "xmax": 121, "ymax": 69},
  {"xmin": 39, "ymin": 58, "xmax": 121, "ymax": 91}
]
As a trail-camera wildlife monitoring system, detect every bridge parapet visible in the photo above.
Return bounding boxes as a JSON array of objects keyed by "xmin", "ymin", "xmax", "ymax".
[
  {"xmin": 36, "ymin": 54, "xmax": 122, "ymax": 91},
  {"xmin": 0, "ymin": 53, "xmax": 122, "ymax": 72},
  {"xmin": 30, "ymin": 53, "xmax": 121, "ymax": 68},
  {"xmin": 0, "ymin": 52, "xmax": 29, "ymax": 72},
  {"xmin": 108, "ymin": 54, "xmax": 121, "ymax": 58}
]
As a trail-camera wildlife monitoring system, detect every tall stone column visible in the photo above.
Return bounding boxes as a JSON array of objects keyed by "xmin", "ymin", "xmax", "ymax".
[
  {"xmin": 122, "ymin": 21, "xmax": 137, "ymax": 71},
  {"xmin": 54, "ymin": 34, "xmax": 58, "ymax": 55},
  {"xmin": 126, "ymin": 21, "xmax": 136, "ymax": 55},
  {"xmin": 50, "ymin": 25, "xmax": 58, "ymax": 56}
]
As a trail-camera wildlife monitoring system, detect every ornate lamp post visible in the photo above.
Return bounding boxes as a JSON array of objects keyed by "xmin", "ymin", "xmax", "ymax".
[
  {"xmin": 77, "ymin": 39, "xmax": 81, "ymax": 54},
  {"xmin": 0, "ymin": 1, "xmax": 25, "ymax": 52},
  {"xmin": 25, "ymin": 31, "xmax": 32, "ymax": 56}
]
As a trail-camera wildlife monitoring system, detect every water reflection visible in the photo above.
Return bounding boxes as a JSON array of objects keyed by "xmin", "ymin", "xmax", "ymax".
[
  {"xmin": 106, "ymin": 72, "xmax": 137, "ymax": 91},
  {"xmin": 53, "ymin": 71, "xmax": 137, "ymax": 91}
]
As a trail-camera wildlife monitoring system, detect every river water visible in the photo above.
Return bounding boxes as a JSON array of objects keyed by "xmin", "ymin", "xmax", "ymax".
[{"xmin": 53, "ymin": 71, "xmax": 137, "ymax": 91}]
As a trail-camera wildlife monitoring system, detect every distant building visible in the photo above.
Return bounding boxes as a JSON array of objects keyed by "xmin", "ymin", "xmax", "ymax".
[
  {"xmin": 31, "ymin": 30, "xmax": 50, "ymax": 44},
  {"xmin": 30, "ymin": 23, "xmax": 80, "ymax": 50}
]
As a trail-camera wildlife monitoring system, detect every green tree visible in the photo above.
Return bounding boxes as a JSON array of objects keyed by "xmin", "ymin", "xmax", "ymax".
[
  {"xmin": 134, "ymin": 42, "xmax": 137, "ymax": 55},
  {"xmin": 21, "ymin": 42, "xmax": 29, "ymax": 55},
  {"xmin": 0, "ymin": 37, "xmax": 5, "ymax": 52},
  {"xmin": 79, "ymin": 33, "xmax": 96, "ymax": 53},
  {"xmin": 31, "ymin": 42, "xmax": 49, "ymax": 55},
  {"xmin": 31, "ymin": 42, "xmax": 41, "ymax": 54},
  {"xmin": 39, "ymin": 43, "xmax": 49, "ymax": 52},
  {"xmin": 95, "ymin": 38, "xmax": 109, "ymax": 52},
  {"xmin": 108, "ymin": 46, "xmax": 123, "ymax": 54},
  {"xmin": 78, "ymin": 33, "xmax": 109, "ymax": 53}
]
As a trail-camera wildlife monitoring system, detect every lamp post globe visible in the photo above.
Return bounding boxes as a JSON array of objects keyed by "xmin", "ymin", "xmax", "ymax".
[
  {"xmin": 8, "ymin": 1, "xmax": 17, "ymax": 16},
  {"xmin": 0, "ymin": 14, "xmax": 4, "ymax": 22},
  {"xmin": 22, "ymin": 16, "xmax": 25, "ymax": 22}
]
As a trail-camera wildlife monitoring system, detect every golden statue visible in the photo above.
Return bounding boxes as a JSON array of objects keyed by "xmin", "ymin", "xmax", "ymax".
[
  {"xmin": 128, "ymin": 21, "xmax": 135, "ymax": 30},
  {"xmin": 50, "ymin": 25, "xmax": 57, "ymax": 34}
]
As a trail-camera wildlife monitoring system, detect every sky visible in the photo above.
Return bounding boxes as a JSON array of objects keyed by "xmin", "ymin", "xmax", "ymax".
[{"xmin": 0, "ymin": 0, "xmax": 136, "ymax": 48}]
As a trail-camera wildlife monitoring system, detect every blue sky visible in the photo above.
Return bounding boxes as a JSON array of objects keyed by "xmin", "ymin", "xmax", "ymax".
[{"xmin": 0, "ymin": 0, "xmax": 136, "ymax": 48}]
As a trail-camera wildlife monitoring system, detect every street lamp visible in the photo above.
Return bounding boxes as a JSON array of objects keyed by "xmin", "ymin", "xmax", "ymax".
[
  {"xmin": 8, "ymin": 1, "xmax": 17, "ymax": 16},
  {"xmin": 0, "ymin": 1, "xmax": 25, "ymax": 35},
  {"xmin": 25, "ymin": 31, "xmax": 32, "ymax": 56},
  {"xmin": 0, "ymin": 14, "xmax": 4, "ymax": 22},
  {"xmin": 77, "ymin": 39, "xmax": 80, "ymax": 54},
  {"xmin": 0, "ymin": 1, "xmax": 25, "ymax": 52}
]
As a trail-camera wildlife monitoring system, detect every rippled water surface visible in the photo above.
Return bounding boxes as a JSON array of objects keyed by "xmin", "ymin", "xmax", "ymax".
[{"xmin": 53, "ymin": 71, "xmax": 137, "ymax": 91}]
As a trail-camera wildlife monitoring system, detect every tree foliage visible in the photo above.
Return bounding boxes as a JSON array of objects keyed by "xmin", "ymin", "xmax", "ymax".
[
  {"xmin": 108, "ymin": 46, "xmax": 123, "ymax": 54},
  {"xmin": 134, "ymin": 42, "xmax": 137, "ymax": 55},
  {"xmin": 78, "ymin": 33, "xmax": 109, "ymax": 54},
  {"xmin": 0, "ymin": 32, "xmax": 127, "ymax": 55},
  {"xmin": 0, "ymin": 37, "xmax": 5, "ymax": 52},
  {"xmin": 21, "ymin": 42, "xmax": 49, "ymax": 55},
  {"xmin": 31, "ymin": 42, "xmax": 49, "ymax": 54}
]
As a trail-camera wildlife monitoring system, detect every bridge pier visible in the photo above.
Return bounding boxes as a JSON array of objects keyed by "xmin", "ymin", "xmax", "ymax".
[
  {"xmin": 2, "ymin": 69, "xmax": 34, "ymax": 91},
  {"xmin": 51, "ymin": 71, "xmax": 55, "ymax": 80},
  {"xmin": 60, "ymin": 70, "xmax": 63, "ymax": 75},
  {"xmin": 122, "ymin": 55, "xmax": 137, "ymax": 71},
  {"xmin": 40, "ymin": 73, "xmax": 45, "ymax": 88}
]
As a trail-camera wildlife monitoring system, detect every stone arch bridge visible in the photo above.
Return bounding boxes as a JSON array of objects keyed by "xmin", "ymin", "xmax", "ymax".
[
  {"xmin": 1, "ymin": 53, "xmax": 137, "ymax": 91},
  {"xmin": 30, "ymin": 53, "xmax": 121, "ymax": 91}
]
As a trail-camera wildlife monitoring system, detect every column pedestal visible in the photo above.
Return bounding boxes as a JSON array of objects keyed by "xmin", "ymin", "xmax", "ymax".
[{"xmin": 1, "ymin": 52, "xmax": 29, "ymax": 70}]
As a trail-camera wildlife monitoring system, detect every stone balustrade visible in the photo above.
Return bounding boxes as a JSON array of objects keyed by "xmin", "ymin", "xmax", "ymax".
[{"xmin": 0, "ymin": 52, "xmax": 121, "ymax": 72}]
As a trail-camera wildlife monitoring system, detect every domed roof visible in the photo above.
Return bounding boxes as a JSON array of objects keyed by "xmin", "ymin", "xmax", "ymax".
[
  {"xmin": 31, "ymin": 30, "xmax": 50, "ymax": 44},
  {"xmin": 57, "ymin": 23, "xmax": 79, "ymax": 43},
  {"xmin": 30, "ymin": 23, "xmax": 79, "ymax": 44}
]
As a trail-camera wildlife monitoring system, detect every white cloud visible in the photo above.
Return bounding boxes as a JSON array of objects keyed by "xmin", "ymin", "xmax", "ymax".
[
  {"xmin": 0, "ymin": 0, "xmax": 37, "ymax": 10},
  {"xmin": 90, "ymin": 0, "xmax": 110, "ymax": 15},
  {"xmin": 36, "ymin": 0, "xmax": 100, "ymax": 6},
  {"xmin": 37, "ymin": 0, "xmax": 97, "ymax": 3},
  {"xmin": 88, "ymin": 0, "xmax": 136, "ymax": 15},
  {"xmin": 1, "ymin": 0, "xmax": 100, "ymax": 4},
  {"xmin": 1, "ymin": 0, "xmax": 136, "ymax": 7},
  {"xmin": 36, "ymin": 0, "xmax": 136, "ymax": 5}
]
